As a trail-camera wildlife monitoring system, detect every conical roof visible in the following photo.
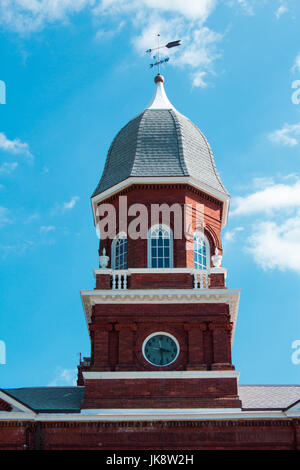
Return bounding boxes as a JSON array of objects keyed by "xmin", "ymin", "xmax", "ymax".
[{"xmin": 92, "ymin": 75, "xmax": 228, "ymax": 199}]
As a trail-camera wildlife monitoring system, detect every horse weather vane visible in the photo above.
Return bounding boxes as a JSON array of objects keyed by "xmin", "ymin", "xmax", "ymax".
[{"xmin": 146, "ymin": 34, "xmax": 181, "ymax": 74}]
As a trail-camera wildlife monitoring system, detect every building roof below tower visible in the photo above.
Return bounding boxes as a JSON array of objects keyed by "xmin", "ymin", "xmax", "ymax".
[{"xmin": 2, "ymin": 385, "xmax": 300, "ymax": 414}]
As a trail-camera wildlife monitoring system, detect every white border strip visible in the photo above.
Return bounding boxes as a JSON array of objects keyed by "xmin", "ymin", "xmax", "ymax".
[
  {"xmin": 0, "ymin": 410, "xmax": 292, "ymax": 422},
  {"xmin": 82, "ymin": 370, "xmax": 240, "ymax": 380},
  {"xmin": 0, "ymin": 410, "xmax": 299, "ymax": 422},
  {"xmin": 0, "ymin": 390, "xmax": 35, "ymax": 414},
  {"xmin": 81, "ymin": 288, "xmax": 241, "ymax": 300}
]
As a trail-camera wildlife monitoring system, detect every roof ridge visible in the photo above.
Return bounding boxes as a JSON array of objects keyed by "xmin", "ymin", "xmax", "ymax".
[
  {"xmin": 92, "ymin": 112, "xmax": 145, "ymax": 197},
  {"xmin": 130, "ymin": 110, "xmax": 147, "ymax": 175},
  {"xmin": 181, "ymin": 113, "xmax": 229, "ymax": 196},
  {"xmin": 169, "ymin": 110, "xmax": 189, "ymax": 175}
]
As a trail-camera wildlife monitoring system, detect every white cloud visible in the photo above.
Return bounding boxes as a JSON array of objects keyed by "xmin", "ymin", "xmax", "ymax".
[
  {"xmin": 248, "ymin": 217, "xmax": 300, "ymax": 273},
  {"xmin": 107, "ymin": 4, "xmax": 223, "ymax": 88},
  {"xmin": 0, "ymin": 206, "xmax": 13, "ymax": 228},
  {"xmin": 268, "ymin": 122, "xmax": 300, "ymax": 147},
  {"xmin": 0, "ymin": 0, "xmax": 238, "ymax": 87},
  {"xmin": 63, "ymin": 196, "xmax": 80, "ymax": 211},
  {"xmin": 275, "ymin": 4, "xmax": 288, "ymax": 19},
  {"xmin": 24, "ymin": 213, "xmax": 40, "ymax": 224},
  {"xmin": 292, "ymin": 53, "xmax": 300, "ymax": 74},
  {"xmin": 0, "ymin": 132, "xmax": 33, "ymax": 159},
  {"xmin": 95, "ymin": 20, "xmax": 125, "ymax": 40},
  {"xmin": 231, "ymin": 180, "xmax": 300, "ymax": 216},
  {"xmin": 0, "ymin": 0, "xmax": 95, "ymax": 34},
  {"xmin": 252, "ymin": 176, "xmax": 275, "ymax": 189},
  {"xmin": 52, "ymin": 196, "xmax": 80, "ymax": 215},
  {"xmin": 226, "ymin": 0, "xmax": 254, "ymax": 16},
  {"xmin": 236, "ymin": 0, "xmax": 254, "ymax": 16},
  {"xmin": 40, "ymin": 225, "xmax": 55, "ymax": 233},
  {"xmin": 97, "ymin": 0, "xmax": 217, "ymax": 20},
  {"xmin": 48, "ymin": 367, "xmax": 77, "ymax": 386},
  {"xmin": 223, "ymin": 226, "xmax": 244, "ymax": 242},
  {"xmin": 231, "ymin": 176, "xmax": 300, "ymax": 273},
  {"xmin": 0, "ymin": 240, "xmax": 36, "ymax": 256},
  {"xmin": 0, "ymin": 162, "xmax": 18, "ymax": 174}
]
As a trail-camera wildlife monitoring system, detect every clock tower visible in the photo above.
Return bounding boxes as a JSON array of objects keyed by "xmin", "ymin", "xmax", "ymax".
[{"xmin": 78, "ymin": 74, "xmax": 241, "ymax": 413}]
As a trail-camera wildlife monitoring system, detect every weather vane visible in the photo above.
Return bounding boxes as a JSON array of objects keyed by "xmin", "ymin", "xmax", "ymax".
[{"xmin": 146, "ymin": 34, "xmax": 181, "ymax": 74}]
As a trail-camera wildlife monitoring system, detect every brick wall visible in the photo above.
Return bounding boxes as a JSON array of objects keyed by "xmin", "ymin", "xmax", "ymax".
[
  {"xmin": 97, "ymin": 184, "xmax": 223, "ymax": 270},
  {"xmin": 81, "ymin": 377, "xmax": 241, "ymax": 409},
  {"xmin": 1, "ymin": 419, "xmax": 299, "ymax": 450}
]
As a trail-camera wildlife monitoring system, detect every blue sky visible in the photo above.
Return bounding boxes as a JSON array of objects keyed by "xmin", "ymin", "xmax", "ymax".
[{"xmin": 1, "ymin": 0, "xmax": 300, "ymax": 388}]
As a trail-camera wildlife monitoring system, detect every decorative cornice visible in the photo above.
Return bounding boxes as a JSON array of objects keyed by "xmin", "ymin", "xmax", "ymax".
[
  {"xmin": 80, "ymin": 288, "xmax": 240, "ymax": 339},
  {"xmin": 91, "ymin": 177, "xmax": 230, "ymax": 228}
]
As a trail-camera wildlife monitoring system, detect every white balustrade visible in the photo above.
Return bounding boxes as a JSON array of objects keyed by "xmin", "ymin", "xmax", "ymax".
[
  {"xmin": 112, "ymin": 271, "xmax": 128, "ymax": 290},
  {"xmin": 193, "ymin": 270, "xmax": 209, "ymax": 289}
]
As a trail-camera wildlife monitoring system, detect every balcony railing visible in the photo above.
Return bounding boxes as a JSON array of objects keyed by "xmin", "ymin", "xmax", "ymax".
[
  {"xmin": 193, "ymin": 270, "xmax": 209, "ymax": 289},
  {"xmin": 111, "ymin": 271, "xmax": 128, "ymax": 290},
  {"xmin": 94, "ymin": 267, "xmax": 226, "ymax": 291}
]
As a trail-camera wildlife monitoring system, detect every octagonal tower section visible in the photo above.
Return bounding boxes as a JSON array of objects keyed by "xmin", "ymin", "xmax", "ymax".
[{"xmin": 79, "ymin": 75, "xmax": 241, "ymax": 412}]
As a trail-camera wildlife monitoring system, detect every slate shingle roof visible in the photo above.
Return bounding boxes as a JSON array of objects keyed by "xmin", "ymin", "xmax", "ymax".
[
  {"xmin": 3, "ymin": 386, "xmax": 85, "ymax": 413},
  {"xmin": 2, "ymin": 385, "xmax": 300, "ymax": 413},
  {"xmin": 239, "ymin": 385, "xmax": 300, "ymax": 410},
  {"xmin": 92, "ymin": 83, "xmax": 228, "ymax": 198}
]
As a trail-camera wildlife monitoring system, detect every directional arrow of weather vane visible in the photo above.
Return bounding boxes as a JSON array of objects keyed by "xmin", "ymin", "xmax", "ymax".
[{"xmin": 146, "ymin": 34, "xmax": 181, "ymax": 73}]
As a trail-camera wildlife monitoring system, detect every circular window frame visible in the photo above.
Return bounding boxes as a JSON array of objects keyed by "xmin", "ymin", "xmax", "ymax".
[{"xmin": 142, "ymin": 332, "xmax": 180, "ymax": 367}]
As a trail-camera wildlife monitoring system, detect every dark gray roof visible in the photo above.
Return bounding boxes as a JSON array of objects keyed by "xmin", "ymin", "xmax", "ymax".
[
  {"xmin": 3, "ymin": 387, "xmax": 84, "ymax": 413},
  {"xmin": 92, "ymin": 92, "xmax": 228, "ymax": 198},
  {"xmin": 2, "ymin": 385, "xmax": 300, "ymax": 414}
]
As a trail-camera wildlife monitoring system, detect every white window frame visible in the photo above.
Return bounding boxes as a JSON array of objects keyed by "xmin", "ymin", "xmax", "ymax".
[
  {"xmin": 111, "ymin": 232, "xmax": 127, "ymax": 270},
  {"xmin": 147, "ymin": 224, "xmax": 173, "ymax": 268},
  {"xmin": 194, "ymin": 231, "xmax": 210, "ymax": 270}
]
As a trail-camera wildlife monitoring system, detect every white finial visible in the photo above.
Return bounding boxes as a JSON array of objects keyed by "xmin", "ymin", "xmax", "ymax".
[
  {"xmin": 99, "ymin": 247, "xmax": 109, "ymax": 269},
  {"xmin": 147, "ymin": 75, "xmax": 176, "ymax": 111},
  {"xmin": 211, "ymin": 247, "xmax": 222, "ymax": 268}
]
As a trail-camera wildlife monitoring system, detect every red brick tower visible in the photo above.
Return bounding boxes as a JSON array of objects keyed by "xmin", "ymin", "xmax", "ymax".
[{"xmin": 79, "ymin": 74, "xmax": 241, "ymax": 414}]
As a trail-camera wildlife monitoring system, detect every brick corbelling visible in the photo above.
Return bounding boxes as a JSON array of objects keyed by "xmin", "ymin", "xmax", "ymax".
[
  {"xmin": 99, "ymin": 183, "xmax": 223, "ymax": 209},
  {"xmin": 93, "ymin": 303, "xmax": 230, "ymax": 317},
  {"xmin": 87, "ymin": 303, "xmax": 233, "ymax": 371},
  {"xmin": 0, "ymin": 422, "xmax": 36, "ymax": 450},
  {"xmin": 0, "ymin": 421, "xmax": 34, "ymax": 428},
  {"xmin": 1, "ymin": 419, "xmax": 299, "ymax": 450},
  {"xmin": 0, "ymin": 420, "xmax": 298, "ymax": 429}
]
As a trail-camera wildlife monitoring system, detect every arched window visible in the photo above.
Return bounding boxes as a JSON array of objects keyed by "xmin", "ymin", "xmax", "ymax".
[
  {"xmin": 194, "ymin": 231, "xmax": 210, "ymax": 270},
  {"xmin": 148, "ymin": 224, "xmax": 173, "ymax": 268},
  {"xmin": 111, "ymin": 233, "xmax": 127, "ymax": 270}
]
